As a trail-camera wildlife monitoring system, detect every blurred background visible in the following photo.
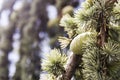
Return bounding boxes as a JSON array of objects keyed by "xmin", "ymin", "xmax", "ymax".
[{"xmin": 0, "ymin": 0, "xmax": 83, "ymax": 80}]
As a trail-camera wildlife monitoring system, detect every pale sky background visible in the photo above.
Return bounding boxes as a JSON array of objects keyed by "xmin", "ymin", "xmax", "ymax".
[
  {"xmin": 0, "ymin": 0, "xmax": 8, "ymax": 27},
  {"xmin": 0, "ymin": 0, "xmax": 3, "ymax": 10}
]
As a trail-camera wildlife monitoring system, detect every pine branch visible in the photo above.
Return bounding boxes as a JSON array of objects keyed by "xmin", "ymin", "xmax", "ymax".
[
  {"xmin": 58, "ymin": 0, "xmax": 119, "ymax": 80},
  {"xmin": 42, "ymin": 49, "xmax": 67, "ymax": 78},
  {"xmin": 61, "ymin": 53, "xmax": 82, "ymax": 80},
  {"xmin": 97, "ymin": 12, "xmax": 108, "ymax": 47}
]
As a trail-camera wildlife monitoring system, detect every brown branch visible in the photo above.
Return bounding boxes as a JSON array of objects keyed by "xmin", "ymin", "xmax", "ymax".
[
  {"xmin": 105, "ymin": 0, "xmax": 118, "ymax": 7},
  {"xmin": 61, "ymin": 53, "xmax": 82, "ymax": 80},
  {"xmin": 106, "ymin": 0, "xmax": 117, "ymax": 4},
  {"xmin": 97, "ymin": 0, "xmax": 117, "ymax": 47}
]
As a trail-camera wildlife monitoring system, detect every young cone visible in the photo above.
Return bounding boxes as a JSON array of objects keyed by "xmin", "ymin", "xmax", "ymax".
[{"xmin": 70, "ymin": 32, "xmax": 92, "ymax": 55}]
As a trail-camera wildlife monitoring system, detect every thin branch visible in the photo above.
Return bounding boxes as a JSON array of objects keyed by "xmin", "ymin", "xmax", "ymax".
[{"xmin": 61, "ymin": 53, "xmax": 82, "ymax": 80}]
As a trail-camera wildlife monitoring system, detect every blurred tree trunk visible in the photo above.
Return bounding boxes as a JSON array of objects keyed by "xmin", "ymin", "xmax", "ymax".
[
  {"xmin": 0, "ymin": 0, "xmax": 17, "ymax": 79},
  {"xmin": 0, "ymin": 14, "xmax": 17, "ymax": 80},
  {"xmin": 12, "ymin": 1, "xmax": 31, "ymax": 80},
  {"xmin": 13, "ymin": 0, "xmax": 48, "ymax": 80},
  {"xmin": 0, "ymin": 51, "xmax": 9, "ymax": 80}
]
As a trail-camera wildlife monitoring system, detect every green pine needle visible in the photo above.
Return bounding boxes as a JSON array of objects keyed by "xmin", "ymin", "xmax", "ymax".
[
  {"xmin": 42, "ymin": 49, "xmax": 67, "ymax": 77},
  {"xmin": 58, "ymin": 36, "xmax": 71, "ymax": 49}
]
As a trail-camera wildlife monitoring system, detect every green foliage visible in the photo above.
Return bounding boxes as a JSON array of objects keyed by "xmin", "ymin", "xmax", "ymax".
[
  {"xmin": 58, "ymin": 36, "xmax": 71, "ymax": 49},
  {"xmin": 60, "ymin": 14, "xmax": 77, "ymax": 38},
  {"xmin": 109, "ymin": 0, "xmax": 120, "ymax": 42},
  {"xmin": 82, "ymin": 39, "xmax": 120, "ymax": 80},
  {"xmin": 113, "ymin": 0, "xmax": 120, "ymax": 13},
  {"xmin": 103, "ymin": 40, "xmax": 120, "ymax": 55},
  {"xmin": 42, "ymin": 49, "xmax": 67, "ymax": 78},
  {"xmin": 82, "ymin": 40, "xmax": 101, "ymax": 80},
  {"xmin": 103, "ymin": 40, "xmax": 120, "ymax": 80},
  {"xmin": 42, "ymin": 0, "xmax": 120, "ymax": 80}
]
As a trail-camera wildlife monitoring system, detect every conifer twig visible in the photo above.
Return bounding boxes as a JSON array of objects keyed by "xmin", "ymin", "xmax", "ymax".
[{"xmin": 61, "ymin": 53, "xmax": 82, "ymax": 80}]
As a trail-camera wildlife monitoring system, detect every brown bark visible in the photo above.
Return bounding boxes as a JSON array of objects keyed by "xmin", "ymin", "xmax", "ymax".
[
  {"xmin": 97, "ymin": 0, "xmax": 117, "ymax": 47},
  {"xmin": 61, "ymin": 53, "xmax": 82, "ymax": 80},
  {"xmin": 97, "ymin": 12, "xmax": 108, "ymax": 47}
]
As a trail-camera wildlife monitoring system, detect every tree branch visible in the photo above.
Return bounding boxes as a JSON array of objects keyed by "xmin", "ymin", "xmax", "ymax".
[
  {"xmin": 105, "ymin": 0, "xmax": 118, "ymax": 7},
  {"xmin": 61, "ymin": 53, "xmax": 82, "ymax": 80},
  {"xmin": 60, "ymin": 0, "xmax": 118, "ymax": 80}
]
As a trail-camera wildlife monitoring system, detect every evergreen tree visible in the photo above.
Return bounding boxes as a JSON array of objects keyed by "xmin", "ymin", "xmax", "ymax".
[{"xmin": 42, "ymin": 0, "xmax": 120, "ymax": 80}]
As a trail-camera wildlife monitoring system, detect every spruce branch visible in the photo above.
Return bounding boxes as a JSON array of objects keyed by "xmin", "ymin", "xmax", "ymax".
[
  {"xmin": 49, "ymin": 0, "xmax": 120, "ymax": 80},
  {"xmin": 60, "ymin": 14, "xmax": 77, "ymax": 38},
  {"xmin": 42, "ymin": 49, "xmax": 67, "ymax": 78},
  {"xmin": 82, "ymin": 41, "xmax": 102, "ymax": 80}
]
